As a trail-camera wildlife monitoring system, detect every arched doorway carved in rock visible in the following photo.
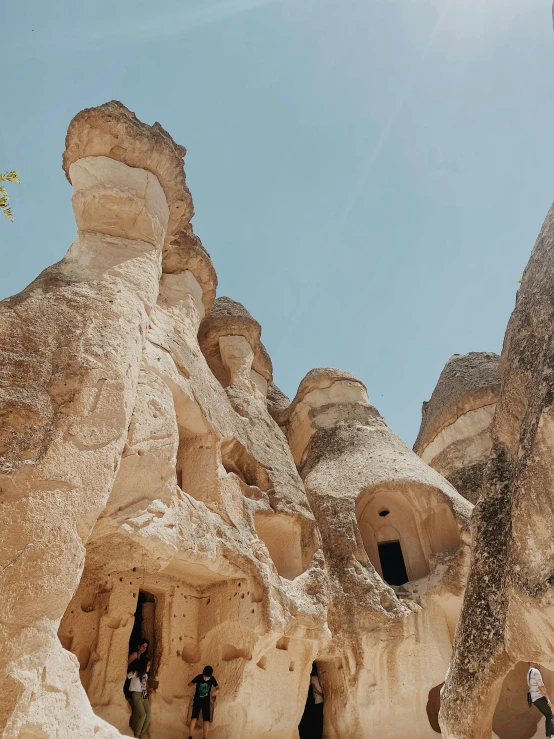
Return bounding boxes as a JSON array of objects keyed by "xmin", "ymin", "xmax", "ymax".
[
  {"xmin": 355, "ymin": 484, "xmax": 461, "ymax": 587},
  {"xmin": 356, "ymin": 490, "xmax": 429, "ymax": 584},
  {"xmin": 492, "ymin": 662, "xmax": 554, "ymax": 739}
]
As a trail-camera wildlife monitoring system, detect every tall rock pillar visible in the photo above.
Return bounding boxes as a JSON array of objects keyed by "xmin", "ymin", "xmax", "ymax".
[
  {"xmin": 281, "ymin": 368, "xmax": 472, "ymax": 739},
  {"xmin": 0, "ymin": 102, "xmax": 192, "ymax": 738},
  {"xmin": 440, "ymin": 204, "xmax": 554, "ymax": 738}
]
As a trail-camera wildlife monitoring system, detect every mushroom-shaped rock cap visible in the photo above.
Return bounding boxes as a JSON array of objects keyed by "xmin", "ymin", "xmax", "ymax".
[
  {"xmin": 63, "ymin": 100, "xmax": 193, "ymax": 238},
  {"xmin": 267, "ymin": 382, "xmax": 291, "ymax": 424},
  {"xmin": 295, "ymin": 367, "xmax": 367, "ymax": 403},
  {"xmin": 198, "ymin": 297, "xmax": 273, "ymax": 385},
  {"xmin": 163, "ymin": 225, "xmax": 217, "ymax": 313},
  {"xmin": 284, "ymin": 367, "xmax": 368, "ymax": 420},
  {"xmin": 414, "ymin": 351, "xmax": 500, "ymax": 454},
  {"xmin": 285, "ymin": 368, "xmax": 370, "ymax": 466}
]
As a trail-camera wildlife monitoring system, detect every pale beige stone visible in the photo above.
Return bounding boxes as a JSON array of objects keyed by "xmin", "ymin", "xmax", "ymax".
[
  {"xmin": 48, "ymin": 158, "xmax": 325, "ymax": 737},
  {"xmin": 415, "ymin": 352, "xmax": 500, "ymax": 504},
  {"xmin": 219, "ymin": 334, "xmax": 254, "ymax": 388},
  {"xmin": 63, "ymin": 100, "xmax": 193, "ymax": 239},
  {"xmin": 278, "ymin": 367, "xmax": 472, "ymax": 738},
  {"xmin": 440, "ymin": 203, "xmax": 554, "ymax": 739},
  {"xmin": 0, "ymin": 102, "xmax": 190, "ymax": 739},
  {"xmin": 421, "ymin": 404, "xmax": 496, "ymax": 473},
  {"xmin": 2, "ymin": 100, "xmax": 535, "ymax": 739},
  {"xmin": 162, "ymin": 225, "xmax": 217, "ymax": 314},
  {"xmin": 198, "ymin": 296, "xmax": 273, "ymax": 393},
  {"xmin": 0, "ymin": 182, "xmax": 171, "ymax": 739},
  {"xmin": 70, "ymin": 155, "xmax": 170, "ymax": 245}
]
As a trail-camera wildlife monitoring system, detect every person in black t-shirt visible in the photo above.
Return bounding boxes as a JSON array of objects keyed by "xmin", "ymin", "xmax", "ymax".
[{"xmin": 187, "ymin": 665, "xmax": 219, "ymax": 739}]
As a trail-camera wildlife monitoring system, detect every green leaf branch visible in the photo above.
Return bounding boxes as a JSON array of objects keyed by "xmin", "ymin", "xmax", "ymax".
[{"xmin": 0, "ymin": 171, "xmax": 21, "ymax": 221}]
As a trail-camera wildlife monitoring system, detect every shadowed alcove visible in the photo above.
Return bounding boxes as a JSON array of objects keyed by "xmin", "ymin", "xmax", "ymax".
[
  {"xmin": 492, "ymin": 662, "xmax": 554, "ymax": 739},
  {"xmin": 298, "ymin": 657, "xmax": 349, "ymax": 739},
  {"xmin": 356, "ymin": 484, "xmax": 461, "ymax": 586},
  {"xmin": 425, "ymin": 664, "xmax": 554, "ymax": 737},
  {"xmin": 254, "ymin": 512, "xmax": 317, "ymax": 580},
  {"xmin": 220, "ymin": 437, "xmax": 271, "ymax": 492}
]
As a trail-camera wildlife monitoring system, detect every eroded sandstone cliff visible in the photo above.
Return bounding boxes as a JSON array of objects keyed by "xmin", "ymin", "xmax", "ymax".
[
  {"xmin": 439, "ymin": 203, "xmax": 554, "ymax": 739},
  {"xmin": 0, "ymin": 101, "xmax": 500, "ymax": 739}
]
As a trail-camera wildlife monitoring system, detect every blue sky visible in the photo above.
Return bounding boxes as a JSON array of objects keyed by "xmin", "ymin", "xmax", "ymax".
[{"xmin": 1, "ymin": 0, "xmax": 552, "ymax": 445}]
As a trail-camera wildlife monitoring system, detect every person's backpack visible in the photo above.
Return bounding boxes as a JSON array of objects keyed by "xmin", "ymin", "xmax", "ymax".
[{"xmin": 527, "ymin": 669, "xmax": 533, "ymax": 707}]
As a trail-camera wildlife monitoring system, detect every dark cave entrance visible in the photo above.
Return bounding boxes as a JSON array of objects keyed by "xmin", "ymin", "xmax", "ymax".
[
  {"xmin": 298, "ymin": 662, "xmax": 324, "ymax": 739},
  {"xmin": 129, "ymin": 590, "xmax": 158, "ymax": 678},
  {"xmin": 378, "ymin": 541, "xmax": 409, "ymax": 586}
]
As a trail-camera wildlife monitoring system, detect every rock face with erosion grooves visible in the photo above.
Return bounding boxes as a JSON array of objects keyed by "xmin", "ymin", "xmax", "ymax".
[
  {"xmin": 439, "ymin": 202, "xmax": 554, "ymax": 739},
  {"xmin": 279, "ymin": 367, "xmax": 472, "ymax": 738},
  {"xmin": 0, "ymin": 101, "xmax": 536, "ymax": 739},
  {"xmin": 0, "ymin": 102, "xmax": 325, "ymax": 739},
  {"xmin": 414, "ymin": 352, "xmax": 501, "ymax": 504},
  {"xmin": 0, "ymin": 101, "xmax": 184, "ymax": 739}
]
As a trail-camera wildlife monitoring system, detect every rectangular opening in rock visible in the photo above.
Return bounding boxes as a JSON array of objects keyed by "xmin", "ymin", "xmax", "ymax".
[
  {"xmin": 130, "ymin": 590, "xmax": 158, "ymax": 678},
  {"xmin": 299, "ymin": 660, "xmax": 336, "ymax": 739},
  {"xmin": 378, "ymin": 541, "xmax": 408, "ymax": 585}
]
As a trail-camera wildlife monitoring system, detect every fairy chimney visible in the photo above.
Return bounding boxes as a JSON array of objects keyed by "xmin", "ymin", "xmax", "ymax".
[{"xmin": 414, "ymin": 352, "xmax": 501, "ymax": 503}]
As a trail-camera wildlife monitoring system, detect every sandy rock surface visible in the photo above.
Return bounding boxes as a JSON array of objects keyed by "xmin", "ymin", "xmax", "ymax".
[
  {"xmin": 440, "ymin": 202, "xmax": 554, "ymax": 739},
  {"xmin": 415, "ymin": 352, "xmax": 501, "ymax": 503},
  {"xmin": 1, "ymin": 99, "xmax": 551, "ymax": 739}
]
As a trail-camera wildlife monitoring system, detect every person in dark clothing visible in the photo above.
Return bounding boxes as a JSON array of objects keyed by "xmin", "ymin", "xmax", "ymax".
[
  {"xmin": 128, "ymin": 638, "xmax": 149, "ymax": 666},
  {"xmin": 188, "ymin": 665, "xmax": 219, "ymax": 739},
  {"xmin": 528, "ymin": 661, "xmax": 554, "ymax": 738},
  {"xmin": 125, "ymin": 639, "xmax": 149, "ymax": 700}
]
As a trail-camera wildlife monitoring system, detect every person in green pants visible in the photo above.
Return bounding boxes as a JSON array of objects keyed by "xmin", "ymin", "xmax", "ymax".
[{"xmin": 127, "ymin": 655, "xmax": 152, "ymax": 738}]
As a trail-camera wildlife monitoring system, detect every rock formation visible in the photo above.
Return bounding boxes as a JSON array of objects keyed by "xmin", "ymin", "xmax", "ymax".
[
  {"xmin": 280, "ymin": 368, "xmax": 472, "ymax": 737},
  {"xmin": 0, "ymin": 102, "xmax": 476, "ymax": 739},
  {"xmin": 414, "ymin": 352, "xmax": 501, "ymax": 504},
  {"xmin": 439, "ymin": 203, "xmax": 554, "ymax": 739},
  {"xmin": 0, "ymin": 101, "xmax": 191, "ymax": 739}
]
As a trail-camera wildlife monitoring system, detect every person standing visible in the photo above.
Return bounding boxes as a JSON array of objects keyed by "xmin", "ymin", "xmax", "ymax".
[
  {"xmin": 125, "ymin": 639, "xmax": 149, "ymax": 701},
  {"xmin": 128, "ymin": 638, "xmax": 149, "ymax": 665},
  {"xmin": 188, "ymin": 665, "xmax": 219, "ymax": 739},
  {"xmin": 127, "ymin": 655, "xmax": 152, "ymax": 739},
  {"xmin": 528, "ymin": 661, "xmax": 554, "ymax": 738}
]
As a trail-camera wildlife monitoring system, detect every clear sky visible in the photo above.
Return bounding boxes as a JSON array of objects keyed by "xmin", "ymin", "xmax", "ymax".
[{"xmin": 1, "ymin": 0, "xmax": 552, "ymax": 445}]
